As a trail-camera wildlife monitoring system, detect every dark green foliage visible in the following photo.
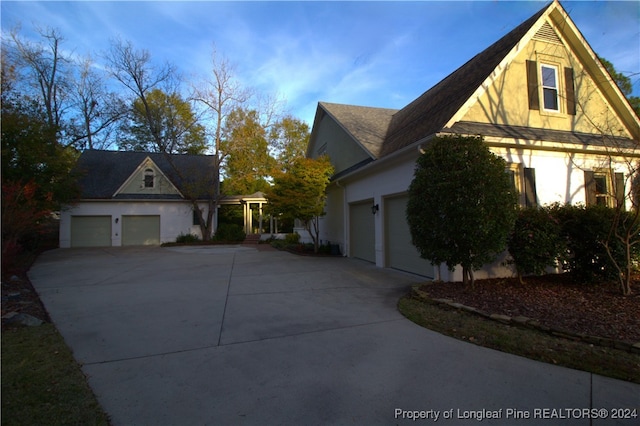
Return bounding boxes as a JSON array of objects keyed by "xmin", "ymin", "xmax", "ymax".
[
  {"xmin": 551, "ymin": 204, "xmax": 637, "ymax": 283},
  {"xmin": 507, "ymin": 207, "xmax": 564, "ymax": 280},
  {"xmin": 175, "ymin": 233, "xmax": 201, "ymax": 244},
  {"xmin": 215, "ymin": 223, "xmax": 246, "ymax": 242},
  {"xmin": 406, "ymin": 135, "xmax": 518, "ymax": 286},
  {"xmin": 285, "ymin": 233, "xmax": 300, "ymax": 244}
]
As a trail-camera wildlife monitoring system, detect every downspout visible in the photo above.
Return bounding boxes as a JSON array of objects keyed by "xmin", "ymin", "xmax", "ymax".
[{"xmin": 335, "ymin": 179, "xmax": 348, "ymax": 257}]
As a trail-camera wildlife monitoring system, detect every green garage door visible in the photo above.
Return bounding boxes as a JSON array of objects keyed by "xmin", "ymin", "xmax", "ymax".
[
  {"xmin": 122, "ymin": 215, "xmax": 160, "ymax": 246},
  {"xmin": 349, "ymin": 200, "xmax": 375, "ymax": 263},
  {"xmin": 385, "ymin": 195, "xmax": 434, "ymax": 277},
  {"xmin": 71, "ymin": 216, "xmax": 112, "ymax": 247}
]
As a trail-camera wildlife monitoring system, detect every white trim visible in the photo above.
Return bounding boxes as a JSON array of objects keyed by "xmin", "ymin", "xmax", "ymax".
[
  {"xmin": 113, "ymin": 156, "xmax": 183, "ymax": 198},
  {"xmin": 445, "ymin": 6, "xmax": 555, "ymax": 128}
]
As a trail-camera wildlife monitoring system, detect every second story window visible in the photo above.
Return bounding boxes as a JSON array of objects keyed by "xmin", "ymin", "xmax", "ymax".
[
  {"xmin": 541, "ymin": 64, "xmax": 559, "ymax": 112},
  {"xmin": 144, "ymin": 168, "xmax": 154, "ymax": 188}
]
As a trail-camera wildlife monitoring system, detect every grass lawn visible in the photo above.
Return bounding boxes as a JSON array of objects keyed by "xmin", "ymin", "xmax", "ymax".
[
  {"xmin": 398, "ymin": 295, "xmax": 640, "ymax": 384},
  {"xmin": 2, "ymin": 323, "xmax": 110, "ymax": 425}
]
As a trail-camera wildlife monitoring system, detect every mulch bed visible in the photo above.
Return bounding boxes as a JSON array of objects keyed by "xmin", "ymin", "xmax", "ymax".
[
  {"xmin": 2, "ymin": 273, "xmax": 51, "ymax": 330},
  {"xmin": 419, "ymin": 274, "xmax": 640, "ymax": 344}
]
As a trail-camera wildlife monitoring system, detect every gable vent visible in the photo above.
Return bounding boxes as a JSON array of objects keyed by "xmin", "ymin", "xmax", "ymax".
[{"xmin": 534, "ymin": 22, "xmax": 562, "ymax": 45}]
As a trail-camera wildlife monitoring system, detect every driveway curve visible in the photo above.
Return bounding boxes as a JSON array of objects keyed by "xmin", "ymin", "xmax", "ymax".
[{"xmin": 29, "ymin": 246, "xmax": 639, "ymax": 425}]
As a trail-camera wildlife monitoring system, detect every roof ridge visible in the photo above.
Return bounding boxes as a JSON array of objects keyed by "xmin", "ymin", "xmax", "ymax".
[{"xmin": 380, "ymin": 1, "xmax": 553, "ymax": 157}]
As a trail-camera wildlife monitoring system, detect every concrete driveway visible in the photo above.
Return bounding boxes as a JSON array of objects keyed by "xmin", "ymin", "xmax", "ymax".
[{"xmin": 29, "ymin": 246, "xmax": 639, "ymax": 425}]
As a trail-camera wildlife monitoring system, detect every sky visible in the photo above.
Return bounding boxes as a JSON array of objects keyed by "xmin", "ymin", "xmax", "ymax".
[{"xmin": 2, "ymin": 1, "xmax": 639, "ymax": 126}]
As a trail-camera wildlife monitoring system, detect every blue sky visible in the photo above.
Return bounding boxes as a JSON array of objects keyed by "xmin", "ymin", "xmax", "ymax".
[{"xmin": 2, "ymin": 1, "xmax": 639, "ymax": 126}]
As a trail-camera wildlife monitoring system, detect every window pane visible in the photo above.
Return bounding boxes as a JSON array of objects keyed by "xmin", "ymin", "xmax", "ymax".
[
  {"xmin": 594, "ymin": 175, "xmax": 607, "ymax": 194},
  {"xmin": 543, "ymin": 88, "xmax": 558, "ymax": 110},
  {"xmin": 541, "ymin": 66, "xmax": 556, "ymax": 88}
]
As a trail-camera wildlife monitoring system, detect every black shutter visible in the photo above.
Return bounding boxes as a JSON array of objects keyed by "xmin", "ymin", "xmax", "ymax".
[
  {"xmin": 526, "ymin": 60, "xmax": 540, "ymax": 110},
  {"xmin": 584, "ymin": 171, "xmax": 596, "ymax": 206},
  {"xmin": 564, "ymin": 67, "xmax": 576, "ymax": 115},
  {"xmin": 615, "ymin": 172, "xmax": 625, "ymax": 210},
  {"xmin": 524, "ymin": 168, "xmax": 538, "ymax": 208}
]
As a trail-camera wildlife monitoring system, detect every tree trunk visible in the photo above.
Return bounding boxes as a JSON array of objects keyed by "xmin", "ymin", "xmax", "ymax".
[{"xmin": 462, "ymin": 266, "xmax": 475, "ymax": 289}]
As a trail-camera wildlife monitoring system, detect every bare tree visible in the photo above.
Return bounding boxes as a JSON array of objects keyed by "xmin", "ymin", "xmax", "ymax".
[
  {"xmin": 105, "ymin": 37, "xmax": 220, "ymax": 239},
  {"xmin": 68, "ymin": 56, "xmax": 126, "ymax": 150},
  {"xmin": 8, "ymin": 26, "xmax": 70, "ymax": 138},
  {"xmin": 190, "ymin": 48, "xmax": 253, "ymax": 238},
  {"xmin": 104, "ymin": 37, "xmax": 177, "ymax": 147}
]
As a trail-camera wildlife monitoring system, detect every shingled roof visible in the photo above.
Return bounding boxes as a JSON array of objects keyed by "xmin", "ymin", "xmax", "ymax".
[
  {"xmin": 74, "ymin": 150, "xmax": 217, "ymax": 200},
  {"xmin": 380, "ymin": 2, "xmax": 549, "ymax": 157},
  {"xmin": 318, "ymin": 102, "xmax": 398, "ymax": 158}
]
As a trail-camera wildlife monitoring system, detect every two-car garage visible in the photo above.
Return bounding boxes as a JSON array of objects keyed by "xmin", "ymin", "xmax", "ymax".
[
  {"xmin": 70, "ymin": 215, "xmax": 160, "ymax": 247},
  {"xmin": 347, "ymin": 194, "xmax": 434, "ymax": 278}
]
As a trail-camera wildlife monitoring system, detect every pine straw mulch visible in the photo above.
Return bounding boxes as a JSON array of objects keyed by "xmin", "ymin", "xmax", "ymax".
[{"xmin": 418, "ymin": 273, "xmax": 640, "ymax": 344}]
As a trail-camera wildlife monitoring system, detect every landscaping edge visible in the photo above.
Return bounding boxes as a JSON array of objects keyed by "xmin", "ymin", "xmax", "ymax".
[{"xmin": 410, "ymin": 284, "xmax": 640, "ymax": 355}]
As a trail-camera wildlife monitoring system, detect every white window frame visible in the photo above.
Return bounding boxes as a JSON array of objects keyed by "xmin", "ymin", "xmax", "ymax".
[
  {"xmin": 593, "ymin": 169, "xmax": 613, "ymax": 207},
  {"xmin": 143, "ymin": 168, "xmax": 155, "ymax": 188},
  {"xmin": 540, "ymin": 64, "xmax": 560, "ymax": 112}
]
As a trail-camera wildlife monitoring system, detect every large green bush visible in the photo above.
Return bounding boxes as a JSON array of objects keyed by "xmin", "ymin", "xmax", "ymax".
[
  {"xmin": 550, "ymin": 204, "xmax": 638, "ymax": 284},
  {"xmin": 507, "ymin": 207, "xmax": 564, "ymax": 281},
  {"xmin": 407, "ymin": 135, "xmax": 518, "ymax": 287},
  {"xmin": 508, "ymin": 204, "xmax": 639, "ymax": 287},
  {"xmin": 215, "ymin": 223, "xmax": 246, "ymax": 242}
]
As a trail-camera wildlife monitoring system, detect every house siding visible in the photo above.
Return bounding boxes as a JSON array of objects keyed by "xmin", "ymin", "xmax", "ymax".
[
  {"xmin": 60, "ymin": 201, "xmax": 211, "ymax": 248},
  {"xmin": 462, "ymin": 35, "xmax": 633, "ymax": 140},
  {"xmin": 312, "ymin": 113, "xmax": 372, "ymax": 174},
  {"xmin": 118, "ymin": 161, "xmax": 181, "ymax": 196}
]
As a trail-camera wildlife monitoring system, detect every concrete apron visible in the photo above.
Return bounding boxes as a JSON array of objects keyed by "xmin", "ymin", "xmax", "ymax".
[{"xmin": 29, "ymin": 246, "xmax": 639, "ymax": 426}]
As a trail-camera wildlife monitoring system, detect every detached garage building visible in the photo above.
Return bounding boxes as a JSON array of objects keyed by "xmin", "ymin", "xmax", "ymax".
[{"xmin": 60, "ymin": 150, "xmax": 217, "ymax": 248}]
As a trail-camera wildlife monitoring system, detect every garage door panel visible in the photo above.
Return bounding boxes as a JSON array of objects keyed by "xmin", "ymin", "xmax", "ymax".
[
  {"xmin": 349, "ymin": 201, "xmax": 375, "ymax": 263},
  {"xmin": 385, "ymin": 195, "xmax": 434, "ymax": 277},
  {"xmin": 122, "ymin": 215, "xmax": 160, "ymax": 246},
  {"xmin": 71, "ymin": 216, "xmax": 112, "ymax": 247}
]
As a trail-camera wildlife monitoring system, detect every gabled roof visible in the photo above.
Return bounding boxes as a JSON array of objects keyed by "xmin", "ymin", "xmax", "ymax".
[
  {"xmin": 317, "ymin": 102, "xmax": 398, "ymax": 158},
  {"xmin": 313, "ymin": 0, "xmax": 639, "ymax": 171},
  {"xmin": 74, "ymin": 150, "xmax": 217, "ymax": 200},
  {"xmin": 380, "ymin": 2, "xmax": 549, "ymax": 157}
]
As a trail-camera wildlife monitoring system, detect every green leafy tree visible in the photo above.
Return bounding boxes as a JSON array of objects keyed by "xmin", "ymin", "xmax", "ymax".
[
  {"xmin": 265, "ymin": 156, "xmax": 334, "ymax": 253},
  {"xmin": 1, "ymin": 56, "xmax": 79, "ymax": 257},
  {"xmin": 269, "ymin": 115, "xmax": 310, "ymax": 171},
  {"xmin": 406, "ymin": 135, "xmax": 518, "ymax": 287},
  {"xmin": 221, "ymin": 108, "xmax": 275, "ymax": 194},
  {"xmin": 599, "ymin": 56, "xmax": 640, "ymax": 117},
  {"xmin": 119, "ymin": 89, "xmax": 206, "ymax": 154}
]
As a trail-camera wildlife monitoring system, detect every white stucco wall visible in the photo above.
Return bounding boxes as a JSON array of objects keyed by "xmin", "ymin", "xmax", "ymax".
[
  {"xmin": 323, "ymin": 144, "xmax": 635, "ymax": 280},
  {"xmin": 59, "ymin": 200, "xmax": 212, "ymax": 248}
]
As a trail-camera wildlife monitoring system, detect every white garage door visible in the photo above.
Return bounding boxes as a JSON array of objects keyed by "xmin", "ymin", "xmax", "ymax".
[
  {"xmin": 71, "ymin": 216, "xmax": 112, "ymax": 247},
  {"xmin": 385, "ymin": 195, "xmax": 434, "ymax": 278},
  {"xmin": 122, "ymin": 215, "xmax": 160, "ymax": 246},
  {"xmin": 349, "ymin": 200, "xmax": 375, "ymax": 263}
]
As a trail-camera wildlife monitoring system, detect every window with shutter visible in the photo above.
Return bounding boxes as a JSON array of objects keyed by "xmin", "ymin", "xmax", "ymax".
[
  {"xmin": 526, "ymin": 60, "xmax": 540, "ymax": 110},
  {"xmin": 585, "ymin": 170, "xmax": 617, "ymax": 207},
  {"xmin": 541, "ymin": 64, "xmax": 559, "ymax": 112}
]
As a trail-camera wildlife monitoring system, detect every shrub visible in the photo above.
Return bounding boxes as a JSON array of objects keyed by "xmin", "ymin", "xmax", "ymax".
[
  {"xmin": 269, "ymin": 239, "xmax": 288, "ymax": 250},
  {"xmin": 285, "ymin": 233, "xmax": 300, "ymax": 245},
  {"xmin": 550, "ymin": 204, "xmax": 629, "ymax": 283},
  {"xmin": 176, "ymin": 233, "xmax": 201, "ymax": 244},
  {"xmin": 507, "ymin": 207, "xmax": 564, "ymax": 281},
  {"xmin": 215, "ymin": 223, "xmax": 246, "ymax": 242}
]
